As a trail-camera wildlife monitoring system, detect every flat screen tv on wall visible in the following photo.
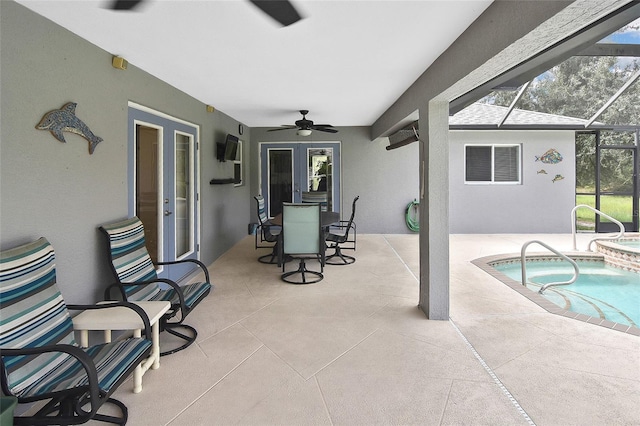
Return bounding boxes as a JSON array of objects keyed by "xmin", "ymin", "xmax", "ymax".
[{"xmin": 217, "ymin": 134, "xmax": 238, "ymax": 162}]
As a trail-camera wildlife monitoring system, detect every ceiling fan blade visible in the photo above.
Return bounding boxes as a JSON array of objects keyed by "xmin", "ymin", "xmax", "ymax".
[
  {"xmin": 314, "ymin": 127, "xmax": 338, "ymax": 133},
  {"xmin": 110, "ymin": 0, "xmax": 144, "ymax": 10},
  {"xmin": 312, "ymin": 124, "xmax": 333, "ymax": 128},
  {"xmin": 249, "ymin": 0, "xmax": 302, "ymax": 27},
  {"xmin": 267, "ymin": 126, "xmax": 296, "ymax": 132}
]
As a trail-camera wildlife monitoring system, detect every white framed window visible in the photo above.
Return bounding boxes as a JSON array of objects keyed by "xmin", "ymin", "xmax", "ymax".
[
  {"xmin": 465, "ymin": 144, "xmax": 521, "ymax": 184},
  {"xmin": 233, "ymin": 140, "xmax": 243, "ymax": 187}
]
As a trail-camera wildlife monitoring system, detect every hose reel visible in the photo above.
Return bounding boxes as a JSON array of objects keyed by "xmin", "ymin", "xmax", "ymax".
[{"xmin": 405, "ymin": 199, "xmax": 419, "ymax": 232}]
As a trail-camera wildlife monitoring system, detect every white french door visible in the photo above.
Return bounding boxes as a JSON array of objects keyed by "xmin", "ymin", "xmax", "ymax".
[{"xmin": 128, "ymin": 103, "xmax": 200, "ymax": 281}]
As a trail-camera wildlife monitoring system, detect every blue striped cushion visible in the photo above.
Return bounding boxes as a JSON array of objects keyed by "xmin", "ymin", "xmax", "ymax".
[
  {"xmin": 1, "ymin": 238, "xmax": 152, "ymax": 399},
  {"xmin": 13, "ymin": 338, "xmax": 151, "ymax": 399},
  {"xmin": 177, "ymin": 281, "xmax": 211, "ymax": 307},
  {"xmin": 150, "ymin": 281, "xmax": 211, "ymax": 308},
  {"xmin": 256, "ymin": 195, "xmax": 270, "ymax": 225},
  {"xmin": 100, "ymin": 217, "xmax": 162, "ymax": 301},
  {"xmin": 0, "ymin": 237, "xmax": 77, "ymax": 396}
]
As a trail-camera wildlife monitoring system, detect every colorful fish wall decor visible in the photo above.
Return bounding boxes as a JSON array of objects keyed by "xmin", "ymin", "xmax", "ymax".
[
  {"xmin": 537, "ymin": 169, "xmax": 547, "ymax": 175},
  {"xmin": 535, "ymin": 148, "xmax": 563, "ymax": 164},
  {"xmin": 36, "ymin": 102, "xmax": 103, "ymax": 154},
  {"xmin": 552, "ymin": 174, "xmax": 564, "ymax": 183}
]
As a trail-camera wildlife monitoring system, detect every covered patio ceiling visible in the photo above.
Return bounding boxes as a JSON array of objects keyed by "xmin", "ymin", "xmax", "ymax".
[{"xmin": 14, "ymin": 0, "xmax": 492, "ymax": 129}]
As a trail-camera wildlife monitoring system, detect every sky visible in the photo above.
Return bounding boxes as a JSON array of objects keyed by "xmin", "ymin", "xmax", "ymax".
[{"xmin": 600, "ymin": 17, "xmax": 640, "ymax": 44}]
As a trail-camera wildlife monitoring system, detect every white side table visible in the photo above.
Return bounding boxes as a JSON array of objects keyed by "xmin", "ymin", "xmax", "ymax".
[{"xmin": 71, "ymin": 301, "xmax": 171, "ymax": 393}]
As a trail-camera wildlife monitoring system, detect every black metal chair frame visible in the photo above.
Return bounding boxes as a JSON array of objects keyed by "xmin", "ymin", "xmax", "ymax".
[
  {"xmin": 254, "ymin": 195, "xmax": 282, "ymax": 264},
  {"xmin": 325, "ymin": 195, "xmax": 359, "ymax": 265},
  {"xmin": 99, "ymin": 223, "xmax": 212, "ymax": 356}
]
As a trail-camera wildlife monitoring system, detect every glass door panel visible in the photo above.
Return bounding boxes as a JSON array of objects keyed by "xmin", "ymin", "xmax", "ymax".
[
  {"xmin": 136, "ymin": 125, "xmax": 161, "ymax": 264},
  {"xmin": 596, "ymin": 145, "xmax": 638, "ymax": 232},
  {"xmin": 306, "ymin": 148, "xmax": 333, "ymax": 211},
  {"xmin": 268, "ymin": 148, "xmax": 293, "ymax": 217},
  {"xmin": 175, "ymin": 132, "xmax": 193, "ymax": 258}
]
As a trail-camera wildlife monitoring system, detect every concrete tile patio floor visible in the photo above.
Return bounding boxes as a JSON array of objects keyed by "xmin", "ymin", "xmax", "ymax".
[{"xmin": 107, "ymin": 234, "xmax": 639, "ymax": 425}]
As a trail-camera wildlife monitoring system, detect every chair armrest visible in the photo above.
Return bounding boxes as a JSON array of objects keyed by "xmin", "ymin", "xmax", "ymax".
[
  {"xmin": 66, "ymin": 302, "xmax": 152, "ymax": 341},
  {"xmin": 157, "ymin": 258, "xmax": 210, "ymax": 283},
  {"xmin": 330, "ymin": 220, "xmax": 353, "ymax": 229},
  {"xmin": 104, "ymin": 282, "xmax": 127, "ymax": 301},
  {"xmin": 326, "ymin": 221, "xmax": 356, "ymax": 249},
  {"xmin": 105, "ymin": 277, "xmax": 187, "ymax": 318},
  {"xmin": 104, "ymin": 279, "xmax": 177, "ymax": 301},
  {"xmin": 130, "ymin": 278, "xmax": 190, "ymax": 317},
  {"xmin": 1, "ymin": 344, "xmax": 101, "ymax": 409},
  {"xmin": 328, "ymin": 221, "xmax": 354, "ymax": 233}
]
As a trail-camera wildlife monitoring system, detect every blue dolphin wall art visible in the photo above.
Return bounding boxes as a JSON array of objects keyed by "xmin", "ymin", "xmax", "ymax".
[{"xmin": 36, "ymin": 102, "xmax": 103, "ymax": 154}]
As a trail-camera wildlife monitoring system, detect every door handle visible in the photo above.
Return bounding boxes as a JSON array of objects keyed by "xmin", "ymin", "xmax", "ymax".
[{"xmin": 164, "ymin": 210, "xmax": 173, "ymax": 216}]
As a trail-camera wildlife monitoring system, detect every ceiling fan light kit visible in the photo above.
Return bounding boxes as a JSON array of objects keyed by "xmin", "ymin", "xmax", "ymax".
[{"xmin": 268, "ymin": 110, "xmax": 338, "ymax": 135}]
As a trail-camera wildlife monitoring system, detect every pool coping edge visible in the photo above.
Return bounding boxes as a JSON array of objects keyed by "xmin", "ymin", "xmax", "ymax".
[{"xmin": 471, "ymin": 253, "xmax": 640, "ymax": 337}]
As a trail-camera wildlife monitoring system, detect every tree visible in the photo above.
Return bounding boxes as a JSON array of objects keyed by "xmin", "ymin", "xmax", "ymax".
[
  {"xmin": 482, "ymin": 55, "xmax": 639, "ymax": 192},
  {"xmin": 488, "ymin": 56, "xmax": 638, "ymax": 123}
]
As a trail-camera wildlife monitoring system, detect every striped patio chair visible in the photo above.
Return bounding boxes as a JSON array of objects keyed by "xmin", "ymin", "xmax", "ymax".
[
  {"xmin": 99, "ymin": 216, "xmax": 212, "ymax": 356},
  {"xmin": 0, "ymin": 237, "xmax": 152, "ymax": 425},
  {"xmin": 301, "ymin": 191, "xmax": 328, "ymax": 211}
]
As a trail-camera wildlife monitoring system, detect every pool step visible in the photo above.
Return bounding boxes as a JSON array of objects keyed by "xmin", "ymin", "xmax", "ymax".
[{"xmin": 595, "ymin": 239, "xmax": 640, "ymax": 273}]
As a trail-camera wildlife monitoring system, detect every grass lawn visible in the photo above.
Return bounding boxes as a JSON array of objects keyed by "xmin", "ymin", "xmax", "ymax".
[{"xmin": 575, "ymin": 195, "xmax": 634, "ymax": 229}]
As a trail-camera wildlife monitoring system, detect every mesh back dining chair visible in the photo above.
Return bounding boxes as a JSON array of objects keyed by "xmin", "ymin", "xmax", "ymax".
[
  {"xmin": 0, "ymin": 237, "xmax": 152, "ymax": 425},
  {"xmin": 280, "ymin": 203, "xmax": 324, "ymax": 284},
  {"xmin": 325, "ymin": 195, "xmax": 359, "ymax": 265},
  {"xmin": 254, "ymin": 195, "xmax": 281, "ymax": 264},
  {"xmin": 301, "ymin": 191, "xmax": 328, "ymax": 211},
  {"xmin": 99, "ymin": 216, "xmax": 212, "ymax": 356}
]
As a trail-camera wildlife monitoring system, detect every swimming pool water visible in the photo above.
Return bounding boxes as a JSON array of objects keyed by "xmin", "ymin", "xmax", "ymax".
[
  {"xmin": 615, "ymin": 239, "xmax": 640, "ymax": 249},
  {"xmin": 494, "ymin": 260, "xmax": 640, "ymax": 328}
]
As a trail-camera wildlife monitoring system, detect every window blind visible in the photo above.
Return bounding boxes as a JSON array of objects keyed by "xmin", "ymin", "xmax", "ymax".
[
  {"xmin": 494, "ymin": 146, "xmax": 519, "ymax": 182},
  {"xmin": 465, "ymin": 144, "xmax": 520, "ymax": 183},
  {"xmin": 465, "ymin": 146, "xmax": 492, "ymax": 181}
]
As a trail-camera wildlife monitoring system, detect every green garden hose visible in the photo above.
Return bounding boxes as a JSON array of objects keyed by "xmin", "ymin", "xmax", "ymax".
[{"xmin": 405, "ymin": 199, "xmax": 420, "ymax": 232}]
